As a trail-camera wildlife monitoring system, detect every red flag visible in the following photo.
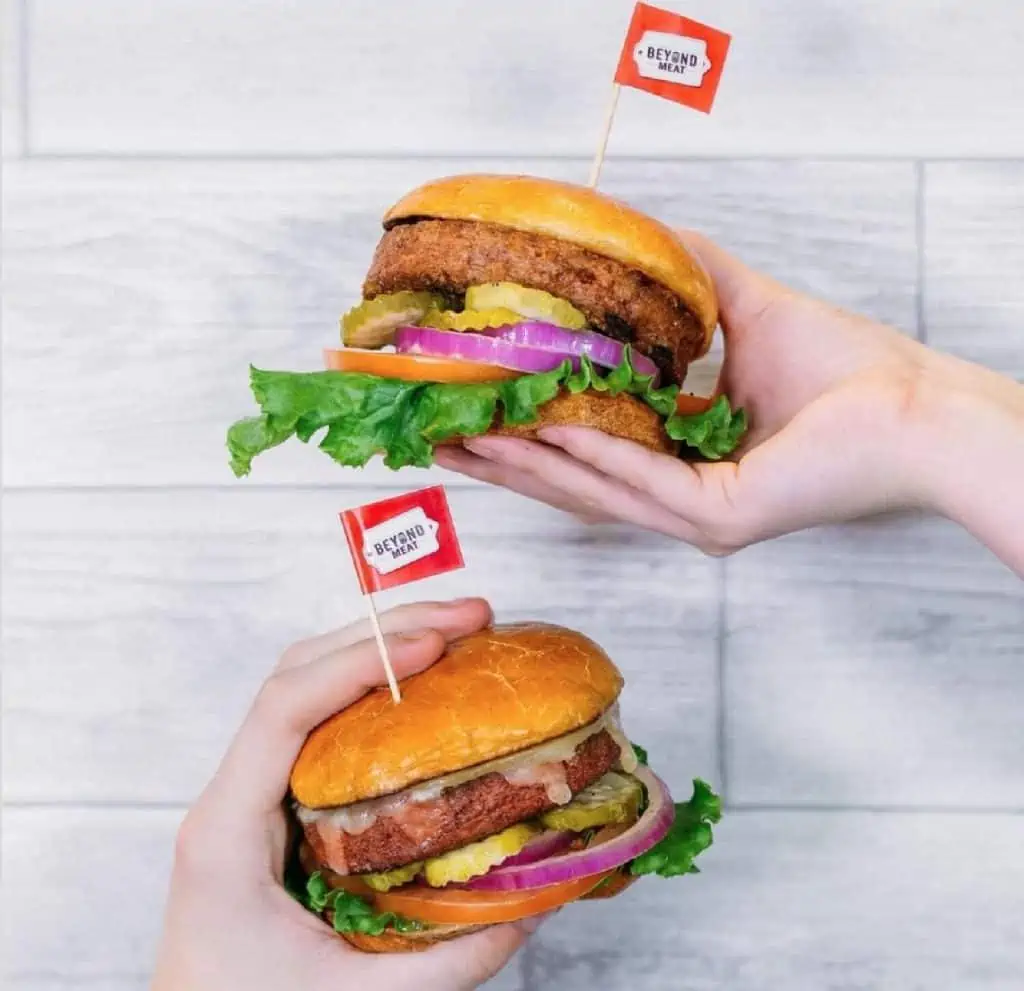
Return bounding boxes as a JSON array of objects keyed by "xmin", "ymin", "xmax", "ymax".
[
  {"xmin": 614, "ymin": 3, "xmax": 731, "ymax": 114},
  {"xmin": 339, "ymin": 485, "xmax": 464, "ymax": 595}
]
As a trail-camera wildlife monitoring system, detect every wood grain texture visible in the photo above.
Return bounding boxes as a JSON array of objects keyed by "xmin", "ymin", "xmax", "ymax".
[
  {"xmin": 0, "ymin": 806, "xmax": 517, "ymax": 991},
  {"xmin": 1, "ymin": 808, "xmax": 180, "ymax": 982},
  {"xmin": 725, "ymin": 516, "xmax": 1024, "ymax": 808},
  {"xmin": 531, "ymin": 810, "xmax": 1024, "ymax": 990},
  {"xmin": 25, "ymin": 1, "xmax": 1024, "ymax": 157},
  {"xmin": 8, "ymin": 808, "xmax": 1023, "ymax": 987},
  {"xmin": 1, "ymin": 488, "xmax": 719, "ymax": 804},
  {"xmin": 925, "ymin": 162, "xmax": 1024, "ymax": 380},
  {"xmin": 1, "ymin": 158, "xmax": 915, "ymax": 487}
]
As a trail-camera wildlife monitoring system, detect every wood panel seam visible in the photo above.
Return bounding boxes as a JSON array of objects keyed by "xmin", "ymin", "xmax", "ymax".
[
  {"xmin": 915, "ymin": 160, "xmax": 927, "ymax": 344},
  {"xmin": 16, "ymin": 0, "xmax": 31, "ymax": 155}
]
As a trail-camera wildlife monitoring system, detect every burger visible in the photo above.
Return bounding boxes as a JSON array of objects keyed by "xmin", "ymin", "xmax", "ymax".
[
  {"xmin": 285, "ymin": 622, "xmax": 721, "ymax": 952},
  {"xmin": 228, "ymin": 174, "xmax": 746, "ymax": 476}
]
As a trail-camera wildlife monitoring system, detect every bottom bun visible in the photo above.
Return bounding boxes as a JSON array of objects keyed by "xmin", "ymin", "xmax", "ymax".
[
  {"xmin": 337, "ymin": 921, "xmax": 487, "ymax": 954},
  {"xmin": 492, "ymin": 390, "xmax": 677, "ymax": 455}
]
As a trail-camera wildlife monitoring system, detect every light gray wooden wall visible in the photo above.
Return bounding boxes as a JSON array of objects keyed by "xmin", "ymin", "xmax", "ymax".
[{"xmin": 3, "ymin": 3, "xmax": 1023, "ymax": 989}]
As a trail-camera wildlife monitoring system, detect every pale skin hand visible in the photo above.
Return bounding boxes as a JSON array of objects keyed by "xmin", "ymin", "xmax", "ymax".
[
  {"xmin": 152, "ymin": 598, "xmax": 547, "ymax": 991},
  {"xmin": 434, "ymin": 232, "xmax": 1024, "ymax": 577}
]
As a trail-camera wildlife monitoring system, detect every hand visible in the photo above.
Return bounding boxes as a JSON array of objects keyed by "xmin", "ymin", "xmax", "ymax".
[
  {"xmin": 152, "ymin": 598, "xmax": 545, "ymax": 991},
  {"xmin": 434, "ymin": 232, "xmax": 1016, "ymax": 555}
]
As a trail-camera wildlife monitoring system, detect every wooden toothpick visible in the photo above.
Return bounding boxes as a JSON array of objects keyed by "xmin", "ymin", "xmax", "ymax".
[
  {"xmin": 365, "ymin": 592, "xmax": 401, "ymax": 703},
  {"xmin": 587, "ymin": 83, "xmax": 621, "ymax": 188}
]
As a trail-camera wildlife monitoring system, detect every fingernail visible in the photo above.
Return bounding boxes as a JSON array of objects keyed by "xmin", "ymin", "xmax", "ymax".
[
  {"xmin": 396, "ymin": 629, "xmax": 432, "ymax": 642},
  {"xmin": 464, "ymin": 437, "xmax": 500, "ymax": 456}
]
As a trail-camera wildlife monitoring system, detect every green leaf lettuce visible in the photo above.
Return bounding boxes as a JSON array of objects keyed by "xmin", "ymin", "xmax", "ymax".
[
  {"xmin": 227, "ymin": 350, "xmax": 747, "ymax": 475},
  {"xmin": 300, "ymin": 872, "xmax": 422, "ymax": 935},
  {"xmin": 629, "ymin": 778, "xmax": 723, "ymax": 878}
]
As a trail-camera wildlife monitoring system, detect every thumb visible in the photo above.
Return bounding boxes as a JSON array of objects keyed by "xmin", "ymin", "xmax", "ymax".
[{"xmin": 676, "ymin": 230, "xmax": 792, "ymax": 336}]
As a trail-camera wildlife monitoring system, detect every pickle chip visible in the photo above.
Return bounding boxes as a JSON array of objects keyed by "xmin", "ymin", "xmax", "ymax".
[
  {"xmin": 360, "ymin": 860, "xmax": 424, "ymax": 892},
  {"xmin": 419, "ymin": 306, "xmax": 524, "ymax": 332},
  {"xmin": 465, "ymin": 283, "xmax": 588, "ymax": 330},
  {"xmin": 539, "ymin": 772, "xmax": 642, "ymax": 832},
  {"xmin": 423, "ymin": 823, "xmax": 539, "ymax": 887},
  {"xmin": 341, "ymin": 291, "xmax": 445, "ymax": 348}
]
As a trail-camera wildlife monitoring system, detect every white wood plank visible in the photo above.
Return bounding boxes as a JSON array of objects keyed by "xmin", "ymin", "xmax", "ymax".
[
  {"xmin": 925, "ymin": 163, "xmax": 1024, "ymax": 380},
  {"xmin": 532, "ymin": 809, "xmax": 1024, "ymax": 990},
  {"xmin": 26, "ymin": 1, "xmax": 1024, "ymax": 157},
  {"xmin": 1, "ymin": 0, "xmax": 21, "ymax": 156},
  {"xmin": 8, "ymin": 984, "xmax": 148, "ymax": 991},
  {"xmin": 2, "ymin": 157, "xmax": 916, "ymax": 487},
  {"xmin": 0, "ymin": 807, "xmax": 524, "ymax": 989},
  {"xmin": 1, "ymin": 808, "xmax": 179, "ymax": 981},
  {"xmin": 1, "ymin": 488, "xmax": 719, "ymax": 804},
  {"xmin": 10, "ymin": 809, "xmax": 1020, "ymax": 987},
  {"xmin": 725, "ymin": 516, "xmax": 1024, "ymax": 808}
]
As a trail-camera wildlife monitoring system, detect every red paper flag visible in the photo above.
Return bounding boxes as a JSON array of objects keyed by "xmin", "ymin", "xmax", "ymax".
[
  {"xmin": 613, "ymin": 3, "xmax": 731, "ymax": 114},
  {"xmin": 339, "ymin": 485, "xmax": 464, "ymax": 595}
]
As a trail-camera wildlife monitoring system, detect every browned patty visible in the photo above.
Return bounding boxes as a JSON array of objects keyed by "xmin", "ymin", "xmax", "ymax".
[
  {"xmin": 300, "ymin": 730, "xmax": 620, "ymax": 875},
  {"xmin": 363, "ymin": 219, "xmax": 704, "ymax": 385}
]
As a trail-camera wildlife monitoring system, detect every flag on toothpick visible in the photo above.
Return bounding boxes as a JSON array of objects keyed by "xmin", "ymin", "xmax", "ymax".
[
  {"xmin": 339, "ymin": 485, "xmax": 465, "ymax": 703},
  {"xmin": 614, "ymin": 3, "xmax": 731, "ymax": 113},
  {"xmin": 589, "ymin": 3, "xmax": 731, "ymax": 186}
]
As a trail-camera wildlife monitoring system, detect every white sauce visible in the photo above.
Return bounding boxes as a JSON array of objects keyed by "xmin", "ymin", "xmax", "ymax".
[
  {"xmin": 503, "ymin": 761, "xmax": 572, "ymax": 805},
  {"xmin": 296, "ymin": 706, "xmax": 633, "ymax": 833}
]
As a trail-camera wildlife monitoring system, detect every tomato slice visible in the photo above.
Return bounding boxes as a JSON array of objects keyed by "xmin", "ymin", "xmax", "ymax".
[
  {"xmin": 323, "ymin": 348, "xmax": 521, "ymax": 383},
  {"xmin": 372, "ymin": 870, "xmax": 616, "ymax": 925},
  {"xmin": 675, "ymin": 392, "xmax": 715, "ymax": 415}
]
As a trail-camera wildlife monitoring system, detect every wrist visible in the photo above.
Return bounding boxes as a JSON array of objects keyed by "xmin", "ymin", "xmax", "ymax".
[{"xmin": 910, "ymin": 353, "xmax": 1024, "ymax": 540}]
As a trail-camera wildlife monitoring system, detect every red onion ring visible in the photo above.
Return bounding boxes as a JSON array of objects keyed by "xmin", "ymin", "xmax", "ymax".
[
  {"xmin": 393, "ymin": 323, "xmax": 660, "ymax": 384},
  {"xmin": 499, "ymin": 830, "xmax": 573, "ymax": 869},
  {"xmin": 395, "ymin": 326, "xmax": 573, "ymax": 376},
  {"xmin": 461, "ymin": 767, "xmax": 673, "ymax": 892},
  {"xmin": 480, "ymin": 321, "xmax": 660, "ymax": 384}
]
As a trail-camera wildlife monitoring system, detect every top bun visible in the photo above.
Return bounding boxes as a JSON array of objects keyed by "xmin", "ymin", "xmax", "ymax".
[
  {"xmin": 383, "ymin": 173, "xmax": 718, "ymax": 352},
  {"xmin": 289, "ymin": 622, "xmax": 623, "ymax": 809}
]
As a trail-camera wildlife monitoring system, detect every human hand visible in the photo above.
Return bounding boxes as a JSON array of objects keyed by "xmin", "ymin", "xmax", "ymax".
[
  {"xmin": 434, "ymin": 232, "xmax": 1007, "ymax": 554},
  {"xmin": 152, "ymin": 598, "xmax": 545, "ymax": 991}
]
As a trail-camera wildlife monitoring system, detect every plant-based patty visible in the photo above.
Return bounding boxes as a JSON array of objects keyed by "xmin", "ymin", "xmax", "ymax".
[
  {"xmin": 363, "ymin": 219, "xmax": 705, "ymax": 384},
  {"xmin": 299, "ymin": 729, "xmax": 620, "ymax": 875}
]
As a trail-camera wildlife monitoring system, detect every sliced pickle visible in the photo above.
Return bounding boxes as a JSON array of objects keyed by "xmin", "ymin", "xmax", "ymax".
[
  {"xmin": 539, "ymin": 772, "xmax": 642, "ymax": 832},
  {"xmin": 423, "ymin": 823, "xmax": 539, "ymax": 887},
  {"xmin": 341, "ymin": 291, "xmax": 445, "ymax": 348},
  {"xmin": 419, "ymin": 306, "xmax": 524, "ymax": 332},
  {"xmin": 464, "ymin": 282, "xmax": 588, "ymax": 330},
  {"xmin": 360, "ymin": 860, "xmax": 423, "ymax": 892}
]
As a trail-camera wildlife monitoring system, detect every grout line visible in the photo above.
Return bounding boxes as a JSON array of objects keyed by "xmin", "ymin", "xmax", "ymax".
[
  {"xmin": 5, "ymin": 973, "xmax": 154, "ymax": 983},
  {"xmin": 714, "ymin": 557, "xmax": 729, "ymax": 801},
  {"xmin": 6, "ymin": 799, "xmax": 1024, "ymax": 815},
  {"xmin": 17, "ymin": 150, "xmax": 1024, "ymax": 165},
  {"xmin": 2, "ymin": 481, "xmax": 481, "ymax": 495},
  {"xmin": 725, "ymin": 801, "xmax": 1024, "ymax": 816},
  {"xmin": 915, "ymin": 160, "xmax": 927, "ymax": 343},
  {"xmin": 15, "ymin": 0, "xmax": 31, "ymax": 155},
  {"xmin": 3, "ymin": 799, "xmax": 191, "ymax": 810}
]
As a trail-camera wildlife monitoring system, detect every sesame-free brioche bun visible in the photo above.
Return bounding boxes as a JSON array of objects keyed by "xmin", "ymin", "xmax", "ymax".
[
  {"xmin": 336, "ymin": 923, "xmax": 483, "ymax": 953},
  {"xmin": 490, "ymin": 390, "xmax": 677, "ymax": 455},
  {"xmin": 434, "ymin": 388, "xmax": 677, "ymax": 456},
  {"xmin": 383, "ymin": 173, "xmax": 717, "ymax": 354},
  {"xmin": 289, "ymin": 623, "xmax": 623, "ymax": 809}
]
